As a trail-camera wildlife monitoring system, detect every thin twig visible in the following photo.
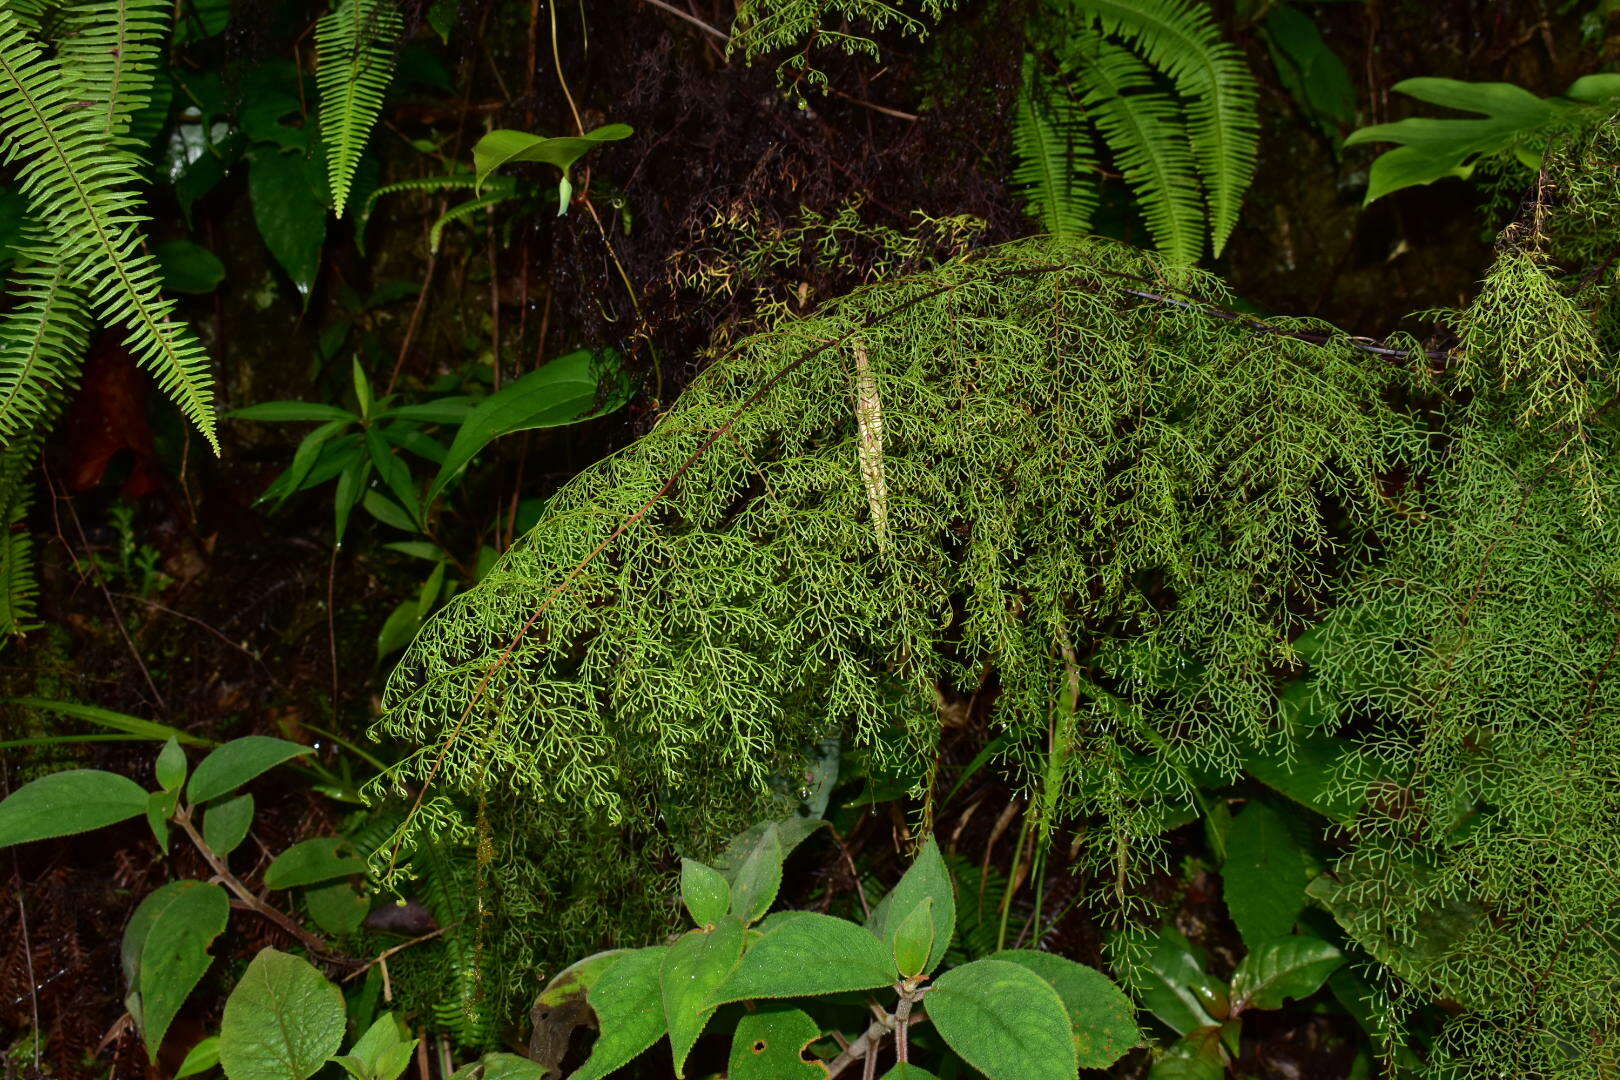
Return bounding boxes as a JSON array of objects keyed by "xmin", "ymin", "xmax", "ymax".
[
  {"xmin": 341, "ymin": 924, "xmax": 455, "ymax": 983},
  {"xmin": 633, "ymin": 0, "xmax": 729, "ymax": 42}
]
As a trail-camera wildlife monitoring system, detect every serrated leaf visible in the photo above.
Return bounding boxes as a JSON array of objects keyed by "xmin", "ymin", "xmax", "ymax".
[
  {"xmin": 201, "ymin": 793, "xmax": 254, "ymax": 857},
  {"xmin": 187, "ymin": 737, "xmax": 311, "ymax": 804},
  {"xmin": 988, "ymin": 950, "xmax": 1140, "ymax": 1068},
  {"xmin": 574, "ymin": 947, "xmax": 669, "ymax": 1080},
  {"xmin": 716, "ymin": 913, "xmax": 894, "ymax": 1003},
  {"xmin": 729, "ymin": 1006, "xmax": 825, "ymax": 1080},
  {"xmin": 875, "ymin": 834, "xmax": 955, "ymax": 975},
  {"xmin": 304, "ymin": 880, "xmax": 370, "ymax": 936},
  {"xmin": 134, "ymin": 880, "xmax": 229, "ymax": 1061},
  {"xmin": 264, "ymin": 836, "xmax": 366, "ymax": 889},
  {"xmin": 0, "ymin": 769, "xmax": 149, "ymax": 846},
  {"xmin": 927, "ymin": 958, "xmax": 1078, "ymax": 1080},
  {"xmin": 681, "ymin": 858, "xmax": 731, "ymax": 926},
  {"xmin": 1222, "ymin": 798, "xmax": 1320, "ymax": 949},
  {"xmin": 661, "ymin": 917, "xmax": 745, "ymax": 1076},
  {"xmin": 220, "ymin": 949, "xmax": 345, "ymax": 1080},
  {"xmin": 1229, "ymin": 934, "xmax": 1341, "ymax": 1013},
  {"xmin": 729, "ymin": 823, "xmax": 785, "ymax": 925}
]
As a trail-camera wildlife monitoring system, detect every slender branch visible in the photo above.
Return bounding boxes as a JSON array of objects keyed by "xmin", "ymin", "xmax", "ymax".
[
  {"xmin": 172, "ymin": 805, "xmax": 344, "ymax": 961},
  {"xmin": 634, "ymin": 0, "xmax": 729, "ymax": 42},
  {"xmin": 825, "ymin": 983, "xmax": 929, "ymax": 1078}
]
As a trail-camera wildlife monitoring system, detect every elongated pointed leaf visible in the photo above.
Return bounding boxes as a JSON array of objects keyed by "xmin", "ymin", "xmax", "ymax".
[
  {"xmin": 135, "ymin": 880, "xmax": 229, "ymax": 1060},
  {"xmin": 716, "ymin": 913, "xmax": 894, "ymax": 1003},
  {"xmin": 187, "ymin": 736, "xmax": 311, "ymax": 804},
  {"xmin": 661, "ymin": 917, "xmax": 745, "ymax": 1076},
  {"xmin": 1229, "ymin": 935, "xmax": 1341, "ymax": 1013},
  {"xmin": 0, "ymin": 768, "xmax": 148, "ymax": 846},
  {"xmin": 574, "ymin": 946, "xmax": 669, "ymax": 1080},
  {"xmin": 927, "ymin": 958, "xmax": 1078, "ymax": 1080}
]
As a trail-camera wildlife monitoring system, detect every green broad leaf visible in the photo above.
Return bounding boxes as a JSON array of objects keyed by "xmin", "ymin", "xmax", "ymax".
[
  {"xmin": 7, "ymin": 698, "xmax": 214, "ymax": 745},
  {"xmin": 198, "ymin": 793, "xmax": 253, "ymax": 857},
  {"xmin": 880, "ymin": 1067, "xmax": 941, "ymax": 1079},
  {"xmin": 219, "ymin": 949, "xmax": 346, "ymax": 1080},
  {"xmin": 156, "ymin": 738, "xmax": 187, "ymax": 791},
  {"xmin": 1566, "ymin": 73, "xmax": 1620, "ymax": 103},
  {"xmin": 1147, "ymin": 1027, "xmax": 1227, "ymax": 1080},
  {"xmin": 1260, "ymin": 4, "xmax": 1356, "ymax": 134},
  {"xmin": 364, "ymin": 428, "xmax": 420, "ymax": 525},
  {"xmin": 427, "ymin": 350, "xmax": 628, "ymax": 504},
  {"xmin": 471, "ymin": 124, "xmax": 633, "ymax": 212},
  {"xmin": 875, "ymin": 834, "xmax": 955, "ymax": 976},
  {"xmin": 892, "ymin": 897, "xmax": 934, "ymax": 979},
  {"xmin": 202, "ymin": 793, "xmax": 255, "ymax": 857},
  {"xmin": 0, "ymin": 769, "xmax": 149, "ymax": 846},
  {"xmin": 531, "ymin": 950, "xmax": 630, "ymax": 1076},
  {"xmin": 714, "ymin": 816, "xmax": 827, "ymax": 881},
  {"xmin": 681, "ymin": 858, "xmax": 731, "ymax": 926},
  {"xmin": 133, "ymin": 880, "xmax": 230, "ymax": 1061},
  {"xmin": 1130, "ymin": 928, "xmax": 1229, "ymax": 1035},
  {"xmin": 146, "ymin": 788, "xmax": 179, "ymax": 854},
  {"xmin": 383, "ymin": 540, "xmax": 443, "ymax": 561},
  {"xmin": 260, "ymin": 420, "xmax": 356, "ymax": 508},
  {"xmin": 175, "ymin": 1035, "xmax": 221, "ymax": 1079},
  {"xmin": 662, "ymin": 916, "xmax": 746, "ymax": 1076},
  {"xmin": 1242, "ymin": 730, "xmax": 1362, "ymax": 824},
  {"xmin": 363, "ymin": 490, "xmax": 418, "ymax": 533},
  {"xmin": 415, "ymin": 560, "xmax": 446, "ymax": 620},
  {"xmin": 1344, "ymin": 78, "xmax": 1568, "ymax": 203},
  {"xmin": 729, "ymin": 823, "xmax": 785, "ymax": 925},
  {"xmin": 574, "ymin": 946, "xmax": 670, "ymax": 1080},
  {"xmin": 304, "ymin": 880, "xmax": 370, "ymax": 936},
  {"xmin": 988, "ymin": 950, "xmax": 1141, "ymax": 1068},
  {"xmin": 336, "ymin": 1012, "xmax": 416, "ymax": 1080},
  {"xmin": 1229, "ymin": 934, "xmax": 1342, "ymax": 1014},
  {"xmin": 334, "ymin": 457, "xmax": 372, "ymax": 546},
  {"xmin": 155, "ymin": 239, "xmax": 226, "ymax": 294},
  {"xmin": 927, "ymin": 958, "xmax": 1078, "ymax": 1080},
  {"xmin": 1222, "ymin": 798, "xmax": 1321, "ymax": 949},
  {"xmin": 715, "ymin": 912, "xmax": 895, "ymax": 1003},
  {"xmin": 264, "ymin": 837, "xmax": 366, "ymax": 889},
  {"xmin": 249, "ymin": 147, "xmax": 329, "ymax": 300},
  {"xmin": 377, "ymin": 599, "xmax": 422, "ymax": 661},
  {"xmin": 377, "ymin": 397, "xmax": 476, "ymax": 424},
  {"xmin": 729, "ymin": 1006, "xmax": 825, "ymax": 1080},
  {"xmin": 187, "ymin": 736, "xmax": 312, "ymax": 804},
  {"xmin": 450, "ymin": 1054, "xmax": 544, "ymax": 1080},
  {"xmin": 231, "ymin": 402, "xmax": 358, "ymax": 423}
]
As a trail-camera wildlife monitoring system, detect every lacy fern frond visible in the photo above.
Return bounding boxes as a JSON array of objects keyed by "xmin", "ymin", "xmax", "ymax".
[
  {"xmin": 1012, "ymin": 58, "xmax": 1098, "ymax": 241},
  {"xmin": 317, "ymin": 0, "xmax": 403, "ymax": 217},
  {"xmin": 374, "ymin": 235, "xmax": 1408, "ymax": 1000},
  {"xmin": 55, "ymin": 0, "xmax": 171, "ymax": 140},
  {"xmin": 1065, "ymin": 0, "xmax": 1259, "ymax": 256},
  {"xmin": 728, "ymin": 0, "xmax": 956, "ymax": 89},
  {"xmin": 0, "ymin": 432, "xmax": 44, "ymax": 637},
  {"xmin": 1073, "ymin": 35, "xmax": 1203, "ymax": 265},
  {"xmin": 0, "ymin": 10, "xmax": 216, "ymax": 448}
]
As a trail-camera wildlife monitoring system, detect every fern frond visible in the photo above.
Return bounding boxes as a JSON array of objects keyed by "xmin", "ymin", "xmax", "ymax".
[
  {"xmin": 0, "ymin": 244, "xmax": 92, "ymax": 442},
  {"xmin": 1012, "ymin": 56, "xmax": 1099, "ymax": 240},
  {"xmin": 429, "ymin": 191, "xmax": 514, "ymax": 253},
  {"xmin": 0, "ymin": 11, "xmax": 216, "ymax": 449},
  {"xmin": 1069, "ymin": 0, "xmax": 1258, "ymax": 256},
  {"xmin": 1075, "ymin": 37, "xmax": 1204, "ymax": 266},
  {"xmin": 0, "ymin": 436, "xmax": 41, "ymax": 639},
  {"xmin": 56, "ymin": 0, "xmax": 171, "ymax": 140},
  {"xmin": 316, "ymin": 0, "xmax": 403, "ymax": 217}
]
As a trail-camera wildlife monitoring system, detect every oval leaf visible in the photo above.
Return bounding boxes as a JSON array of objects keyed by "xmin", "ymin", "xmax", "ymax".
[
  {"xmin": 264, "ymin": 837, "xmax": 366, "ymax": 889},
  {"xmin": 680, "ymin": 858, "xmax": 731, "ymax": 927},
  {"xmin": 0, "ymin": 769, "xmax": 149, "ymax": 846},
  {"xmin": 716, "ymin": 913, "xmax": 894, "ymax": 1003},
  {"xmin": 201, "ymin": 793, "xmax": 255, "ymax": 857},
  {"xmin": 187, "ymin": 736, "xmax": 311, "ymax": 804},
  {"xmin": 219, "ymin": 948, "xmax": 346, "ymax": 1080},
  {"xmin": 1222, "ymin": 798, "xmax": 1319, "ymax": 949},
  {"xmin": 138, "ymin": 881, "xmax": 230, "ymax": 1060},
  {"xmin": 927, "ymin": 959, "xmax": 1078, "ymax": 1080},
  {"xmin": 1229, "ymin": 935, "xmax": 1342, "ymax": 1014},
  {"xmin": 988, "ymin": 950, "xmax": 1141, "ymax": 1068},
  {"xmin": 876, "ymin": 835, "xmax": 955, "ymax": 975},
  {"xmin": 892, "ymin": 898, "xmax": 934, "ymax": 980}
]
